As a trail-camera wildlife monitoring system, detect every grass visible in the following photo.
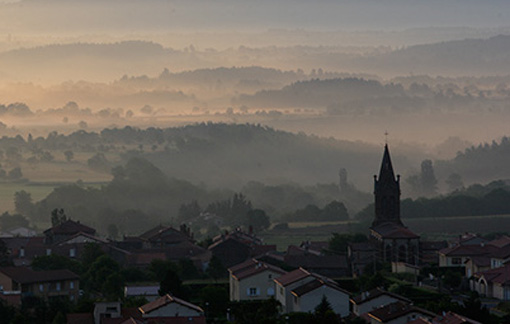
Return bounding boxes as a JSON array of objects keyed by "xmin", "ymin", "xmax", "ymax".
[{"xmin": 0, "ymin": 182, "xmax": 56, "ymax": 213}]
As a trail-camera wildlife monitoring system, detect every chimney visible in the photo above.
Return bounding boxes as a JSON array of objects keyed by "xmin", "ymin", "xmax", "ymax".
[{"xmin": 249, "ymin": 226, "xmax": 253, "ymax": 235}]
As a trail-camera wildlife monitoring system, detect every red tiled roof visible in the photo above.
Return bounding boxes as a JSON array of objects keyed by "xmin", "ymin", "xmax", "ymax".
[
  {"xmin": 229, "ymin": 259, "xmax": 286, "ymax": 280},
  {"xmin": 474, "ymin": 263, "xmax": 510, "ymax": 285},
  {"xmin": 139, "ymin": 225, "xmax": 191, "ymax": 243},
  {"xmin": 368, "ymin": 301, "xmax": 435, "ymax": 323},
  {"xmin": 0, "ymin": 266, "xmax": 79, "ymax": 284},
  {"xmin": 468, "ymin": 256, "xmax": 491, "ymax": 267},
  {"xmin": 350, "ymin": 288, "xmax": 411, "ymax": 305},
  {"xmin": 43, "ymin": 220, "xmax": 95, "ymax": 235},
  {"xmin": 439, "ymin": 244, "xmax": 496, "ymax": 257},
  {"xmin": 488, "ymin": 236, "xmax": 510, "ymax": 249},
  {"xmin": 251, "ymin": 245, "xmax": 276, "ymax": 256},
  {"xmin": 139, "ymin": 294, "xmax": 203, "ymax": 315},
  {"xmin": 274, "ymin": 268, "xmax": 310, "ymax": 287},
  {"xmin": 371, "ymin": 222, "xmax": 419, "ymax": 239},
  {"xmin": 290, "ymin": 278, "xmax": 349, "ymax": 297},
  {"xmin": 432, "ymin": 311, "xmax": 482, "ymax": 324},
  {"xmin": 127, "ymin": 252, "xmax": 167, "ymax": 266}
]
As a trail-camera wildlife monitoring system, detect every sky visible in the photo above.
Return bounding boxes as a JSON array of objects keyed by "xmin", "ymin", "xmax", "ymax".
[{"xmin": 0, "ymin": 0, "xmax": 508, "ymax": 34}]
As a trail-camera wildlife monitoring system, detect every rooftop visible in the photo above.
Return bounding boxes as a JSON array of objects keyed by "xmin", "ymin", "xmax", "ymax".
[
  {"xmin": 139, "ymin": 294, "xmax": 203, "ymax": 315},
  {"xmin": 291, "ymin": 278, "xmax": 349, "ymax": 297},
  {"xmin": 229, "ymin": 259, "xmax": 286, "ymax": 281},
  {"xmin": 274, "ymin": 268, "xmax": 311, "ymax": 287},
  {"xmin": 351, "ymin": 288, "xmax": 411, "ymax": 305},
  {"xmin": 43, "ymin": 219, "xmax": 95, "ymax": 236},
  {"xmin": 0, "ymin": 266, "xmax": 79, "ymax": 284},
  {"xmin": 368, "ymin": 301, "xmax": 435, "ymax": 323}
]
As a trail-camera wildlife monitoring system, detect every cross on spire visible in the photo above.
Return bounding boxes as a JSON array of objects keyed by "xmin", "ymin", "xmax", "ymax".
[{"xmin": 384, "ymin": 131, "xmax": 389, "ymax": 144}]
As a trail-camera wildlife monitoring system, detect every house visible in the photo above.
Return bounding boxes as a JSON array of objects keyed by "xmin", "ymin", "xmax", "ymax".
[
  {"xmin": 124, "ymin": 285, "xmax": 160, "ymax": 302},
  {"xmin": 438, "ymin": 244, "xmax": 495, "ymax": 268},
  {"xmin": 138, "ymin": 294, "xmax": 206, "ymax": 323},
  {"xmin": 209, "ymin": 229, "xmax": 275, "ymax": 268},
  {"xmin": 408, "ymin": 311, "xmax": 482, "ymax": 324},
  {"xmin": 0, "ymin": 266, "xmax": 79, "ymax": 302},
  {"xmin": 94, "ymin": 301, "xmax": 122, "ymax": 324},
  {"xmin": 274, "ymin": 267, "xmax": 349, "ymax": 316},
  {"xmin": 126, "ymin": 241, "xmax": 211, "ymax": 271},
  {"xmin": 290, "ymin": 278, "xmax": 350, "ymax": 316},
  {"xmin": 43, "ymin": 219, "xmax": 96, "ymax": 244},
  {"xmin": 470, "ymin": 263, "xmax": 510, "ymax": 300},
  {"xmin": 349, "ymin": 241, "xmax": 378, "ymax": 276},
  {"xmin": 367, "ymin": 301, "xmax": 435, "ymax": 324},
  {"xmin": 350, "ymin": 288, "xmax": 411, "ymax": 316},
  {"xmin": 228, "ymin": 258, "xmax": 286, "ymax": 301},
  {"xmin": 283, "ymin": 244, "xmax": 349, "ymax": 277},
  {"xmin": 138, "ymin": 224, "xmax": 195, "ymax": 248},
  {"xmin": 0, "ymin": 226, "xmax": 37, "ymax": 238}
]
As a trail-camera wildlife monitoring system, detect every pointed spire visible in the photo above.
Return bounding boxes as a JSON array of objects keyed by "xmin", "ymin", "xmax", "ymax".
[{"xmin": 378, "ymin": 144, "xmax": 396, "ymax": 183}]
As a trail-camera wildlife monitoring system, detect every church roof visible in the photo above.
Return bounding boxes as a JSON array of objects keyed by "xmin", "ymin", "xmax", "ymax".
[
  {"xmin": 371, "ymin": 222, "xmax": 419, "ymax": 239},
  {"xmin": 378, "ymin": 144, "xmax": 397, "ymax": 184}
]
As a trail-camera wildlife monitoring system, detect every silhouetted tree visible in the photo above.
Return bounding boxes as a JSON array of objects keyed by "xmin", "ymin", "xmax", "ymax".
[
  {"xmin": 421, "ymin": 159, "xmax": 438, "ymax": 196},
  {"xmin": 50, "ymin": 208, "xmax": 67, "ymax": 227}
]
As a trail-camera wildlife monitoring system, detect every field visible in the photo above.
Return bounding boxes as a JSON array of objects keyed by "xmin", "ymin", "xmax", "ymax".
[
  {"xmin": 261, "ymin": 215, "xmax": 510, "ymax": 251},
  {"xmin": 262, "ymin": 221, "xmax": 360, "ymax": 251}
]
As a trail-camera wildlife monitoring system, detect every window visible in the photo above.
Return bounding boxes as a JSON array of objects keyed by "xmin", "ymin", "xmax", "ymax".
[
  {"xmin": 46, "ymin": 249, "xmax": 52, "ymax": 256},
  {"xmin": 70, "ymin": 248, "xmax": 76, "ymax": 258},
  {"xmin": 248, "ymin": 287, "xmax": 259, "ymax": 296},
  {"xmin": 452, "ymin": 257, "xmax": 462, "ymax": 265},
  {"xmin": 19, "ymin": 248, "xmax": 25, "ymax": 258},
  {"xmin": 267, "ymin": 287, "xmax": 275, "ymax": 296},
  {"xmin": 70, "ymin": 281, "xmax": 75, "ymax": 289},
  {"xmin": 39, "ymin": 284, "xmax": 44, "ymax": 292},
  {"xmin": 56, "ymin": 282, "xmax": 61, "ymax": 291}
]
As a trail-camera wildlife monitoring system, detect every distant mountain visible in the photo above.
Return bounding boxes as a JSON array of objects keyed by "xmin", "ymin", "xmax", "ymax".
[{"xmin": 355, "ymin": 35, "xmax": 510, "ymax": 76}]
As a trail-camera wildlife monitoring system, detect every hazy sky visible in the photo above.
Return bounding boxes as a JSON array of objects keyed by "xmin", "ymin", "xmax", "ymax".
[{"xmin": 0, "ymin": 0, "xmax": 508, "ymax": 34}]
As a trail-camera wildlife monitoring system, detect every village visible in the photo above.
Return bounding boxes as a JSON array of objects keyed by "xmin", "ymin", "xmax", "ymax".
[{"xmin": 0, "ymin": 145, "xmax": 508, "ymax": 324}]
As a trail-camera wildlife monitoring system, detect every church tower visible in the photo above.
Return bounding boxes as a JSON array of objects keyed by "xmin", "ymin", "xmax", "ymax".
[{"xmin": 372, "ymin": 144, "xmax": 402, "ymax": 227}]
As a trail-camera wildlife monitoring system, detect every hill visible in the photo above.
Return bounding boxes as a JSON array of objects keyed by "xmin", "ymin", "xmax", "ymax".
[{"xmin": 355, "ymin": 35, "xmax": 510, "ymax": 76}]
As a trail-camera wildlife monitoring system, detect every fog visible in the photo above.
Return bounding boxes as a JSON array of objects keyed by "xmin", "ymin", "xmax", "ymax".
[{"xmin": 0, "ymin": 0, "xmax": 508, "ymax": 208}]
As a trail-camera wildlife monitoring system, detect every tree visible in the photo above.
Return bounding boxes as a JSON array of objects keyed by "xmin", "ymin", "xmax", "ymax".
[
  {"xmin": 51, "ymin": 209, "xmax": 67, "ymax": 227},
  {"xmin": 320, "ymin": 200, "xmax": 349, "ymax": 221},
  {"xmin": 8, "ymin": 167, "xmax": 23, "ymax": 180},
  {"xmin": 63, "ymin": 150, "xmax": 74, "ymax": 162},
  {"xmin": 159, "ymin": 268, "xmax": 186, "ymax": 298},
  {"xmin": 446, "ymin": 173, "xmax": 464, "ymax": 192},
  {"xmin": 107, "ymin": 224, "xmax": 119, "ymax": 240},
  {"xmin": 14, "ymin": 190, "xmax": 33, "ymax": 216},
  {"xmin": 245, "ymin": 209, "xmax": 270, "ymax": 232},
  {"xmin": 83, "ymin": 255, "xmax": 121, "ymax": 295},
  {"xmin": 328, "ymin": 233, "xmax": 367, "ymax": 254},
  {"xmin": 178, "ymin": 200, "xmax": 201, "ymax": 222},
  {"xmin": 87, "ymin": 153, "xmax": 110, "ymax": 172},
  {"xmin": 0, "ymin": 212, "xmax": 29, "ymax": 230},
  {"xmin": 206, "ymin": 256, "xmax": 226, "ymax": 280},
  {"xmin": 420, "ymin": 159, "xmax": 438, "ymax": 197},
  {"xmin": 0, "ymin": 239, "xmax": 10, "ymax": 266},
  {"xmin": 200, "ymin": 285, "xmax": 229, "ymax": 321},
  {"xmin": 314, "ymin": 295, "xmax": 339, "ymax": 323}
]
